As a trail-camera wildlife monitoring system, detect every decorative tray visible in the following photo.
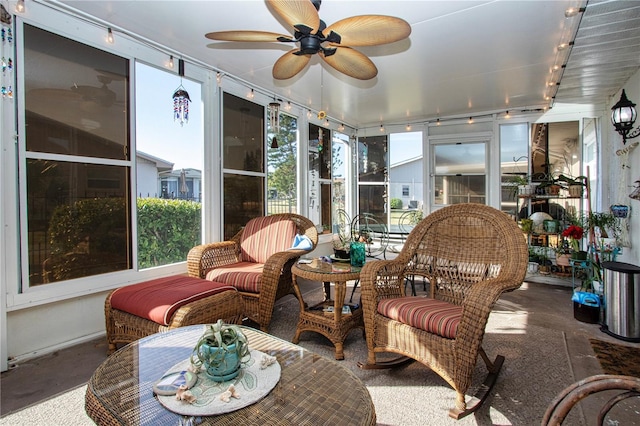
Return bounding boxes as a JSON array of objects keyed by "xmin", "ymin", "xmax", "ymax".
[
  {"xmin": 156, "ymin": 349, "xmax": 281, "ymax": 416},
  {"xmin": 329, "ymin": 254, "xmax": 350, "ymax": 263}
]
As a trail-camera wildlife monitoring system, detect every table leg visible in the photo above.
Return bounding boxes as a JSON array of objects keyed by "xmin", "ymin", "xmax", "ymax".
[{"xmin": 323, "ymin": 281, "xmax": 331, "ymax": 301}]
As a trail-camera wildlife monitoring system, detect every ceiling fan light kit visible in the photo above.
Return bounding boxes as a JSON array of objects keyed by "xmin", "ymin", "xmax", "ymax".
[{"xmin": 205, "ymin": 0, "xmax": 411, "ymax": 80}]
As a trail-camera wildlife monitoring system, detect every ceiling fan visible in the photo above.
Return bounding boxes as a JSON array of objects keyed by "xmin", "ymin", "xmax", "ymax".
[
  {"xmin": 70, "ymin": 73, "xmax": 121, "ymax": 108},
  {"xmin": 205, "ymin": 0, "xmax": 411, "ymax": 80}
]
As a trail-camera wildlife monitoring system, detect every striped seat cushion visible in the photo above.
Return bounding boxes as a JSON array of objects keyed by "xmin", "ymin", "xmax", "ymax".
[
  {"xmin": 109, "ymin": 275, "xmax": 236, "ymax": 326},
  {"xmin": 205, "ymin": 262, "xmax": 264, "ymax": 294},
  {"xmin": 377, "ymin": 296, "xmax": 462, "ymax": 339},
  {"xmin": 240, "ymin": 216, "xmax": 298, "ymax": 264}
]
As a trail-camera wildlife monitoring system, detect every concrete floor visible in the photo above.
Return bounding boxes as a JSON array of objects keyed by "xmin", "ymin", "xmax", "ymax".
[{"xmin": 1, "ymin": 278, "xmax": 638, "ymax": 424}]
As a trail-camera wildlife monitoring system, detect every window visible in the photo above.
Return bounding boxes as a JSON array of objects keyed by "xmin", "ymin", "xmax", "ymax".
[
  {"xmin": 358, "ymin": 135, "xmax": 388, "ymax": 223},
  {"xmin": 267, "ymin": 113, "xmax": 298, "ymax": 215},
  {"xmin": 22, "ymin": 24, "xmax": 131, "ymax": 286},
  {"xmin": 135, "ymin": 62, "xmax": 203, "ymax": 269},
  {"xmin": 309, "ymin": 123, "xmax": 332, "ymax": 231},
  {"xmin": 402, "ymin": 186, "xmax": 410, "ymax": 197},
  {"xmin": 222, "ymin": 93, "xmax": 264, "ymax": 239},
  {"xmin": 500, "ymin": 123, "xmax": 529, "ymax": 218},
  {"xmin": 432, "ymin": 141, "xmax": 486, "ymax": 206}
]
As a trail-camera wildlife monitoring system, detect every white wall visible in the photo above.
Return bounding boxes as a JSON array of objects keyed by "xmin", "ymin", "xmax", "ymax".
[{"xmin": 604, "ymin": 69, "xmax": 640, "ymax": 266}]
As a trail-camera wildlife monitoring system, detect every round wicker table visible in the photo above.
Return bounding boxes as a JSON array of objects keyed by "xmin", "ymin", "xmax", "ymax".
[
  {"xmin": 85, "ymin": 325, "xmax": 376, "ymax": 425},
  {"xmin": 291, "ymin": 260, "xmax": 364, "ymax": 360}
]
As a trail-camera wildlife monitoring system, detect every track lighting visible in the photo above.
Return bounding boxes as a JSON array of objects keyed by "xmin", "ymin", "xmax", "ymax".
[
  {"xmin": 284, "ymin": 101, "xmax": 292, "ymax": 111},
  {"xmin": 247, "ymin": 89, "xmax": 254, "ymax": 99},
  {"xmin": 338, "ymin": 123, "xmax": 345, "ymax": 132},
  {"xmin": 468, "ymin": 117, "xmax": 473, "ymax": 124},
  {"xmin": 557, "ymin": 41, "xmax": 574, "ymax": 51},
  {"xmin": 106, "ymin": 28, "xmax": 114, "ymax": 44},
  {"xmin": 15, "ymin": 0, "xmax": 25, "ymax": 13},
  {"xmin": 564, "ymin": 7, "xmax": 585, "ymax": 18},
  {"xmin": 406, "ymin": 124, "xmax": 411, "ymax": 131},
  {"xmin": 505, "ymin": 111, "xmax": 510, "ymax": 119},
  {"xmin": 436, "ymin": 118, "xmax": 441, "ymax": 126},
  {"xmin": 379, "ymin": 124, "xmax": 384, "ymax": 132},
  {"xmin": 168, "ymin": 55, "xmax": 174, "ymax": 69}
]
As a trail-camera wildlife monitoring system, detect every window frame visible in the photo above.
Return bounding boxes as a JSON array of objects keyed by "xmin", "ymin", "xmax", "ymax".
[{"xmin": 8, "ymin": 12, "xmax": 212, "ymax": 309}]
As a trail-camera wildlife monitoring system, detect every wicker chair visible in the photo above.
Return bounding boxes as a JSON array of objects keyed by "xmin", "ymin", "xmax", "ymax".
[
  {"xmin": 187, "ymin": 213, "xmax": 318, "ymax": 332},
  {"xmin": 542, "ymin": 374, "xmax": 640, "ymax": 425},
  {"xmin": 358, "ymin": 203, "xmax": 528, "ymax": 419}
]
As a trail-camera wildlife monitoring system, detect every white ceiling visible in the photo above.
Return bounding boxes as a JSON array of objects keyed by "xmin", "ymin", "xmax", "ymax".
[{"xmin": 54, "ymin": 0, "xmax": 640, "ymax": 128}]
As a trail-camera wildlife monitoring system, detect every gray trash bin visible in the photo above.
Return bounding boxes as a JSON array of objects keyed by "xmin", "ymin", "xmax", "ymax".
[{"xmin": 601, "ymin": 261, "xmax": 640, "ymax": 342}]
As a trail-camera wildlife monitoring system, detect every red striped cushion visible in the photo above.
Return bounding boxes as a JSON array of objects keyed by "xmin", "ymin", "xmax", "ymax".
[
  {"xmin": 240, "ymin": 216, "xmax": 298, "ymax": 264},
  {"xmin": 378, "ymin": 296, "xmax": 462, "ymax": 339},
  {"xmin": 206, "ymin": 262, "xmax": 263, "ymax": 293},
  {"xmin": 110, "ymin": 275, "xmax": 236, "ymax": 326}
]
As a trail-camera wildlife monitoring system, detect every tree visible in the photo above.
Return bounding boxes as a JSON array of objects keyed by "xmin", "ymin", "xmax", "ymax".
[{"xmin": 267, "ymin": 114, "xmax": 298, "ymax": 199}]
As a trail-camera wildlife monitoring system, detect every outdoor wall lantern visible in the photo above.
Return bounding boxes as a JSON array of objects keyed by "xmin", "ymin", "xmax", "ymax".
[{"xmin": 611, "ymin": 89, "xmax": 639, "ymax": 145}]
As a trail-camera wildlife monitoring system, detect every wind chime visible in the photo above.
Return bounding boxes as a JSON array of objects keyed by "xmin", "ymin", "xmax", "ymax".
[
  {"xmin": 172, "ymin": 59, "xmax": 191, "ymax": 126},
  {"xmin": 269, "ymin": 98, "xmax": 280, "ymax": 148}
]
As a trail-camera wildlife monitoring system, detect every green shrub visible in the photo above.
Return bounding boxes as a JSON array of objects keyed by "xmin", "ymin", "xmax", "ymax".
[
  {"xmin": 46, "ymin": 198, "xmax": 201, "ymax": 280},
  {"xmin": 137, "ymin": 198, "xmax": 201, "ymax": 269},
  {"xmin": 390, "ymin": 198, "xmax": 403, "ymax": 209}
]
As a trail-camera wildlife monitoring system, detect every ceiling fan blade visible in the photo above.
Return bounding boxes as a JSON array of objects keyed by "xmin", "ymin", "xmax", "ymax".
[
  {"xmin": 325, "ymin": 15, "xmax": 411, "ymax": 46},
  {"xmin": 321, "ymin": 46, "xmax": 378, "ymax": 80},
  {"xmin": 272, "ymin": 50, "xmax": 311, "ymax": 80},
  {"xmin": 205, "ymin": 30, "xmax": 291, "ymax": 42},
  {"xmin": 267, "ymin": 0, "xmax": 320, "ymax": 34}
]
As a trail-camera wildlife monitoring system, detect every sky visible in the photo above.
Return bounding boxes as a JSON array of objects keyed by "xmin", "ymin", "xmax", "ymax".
[{"xmin": 135, "ymin": 62, "xmax": 203, "ymax": 171}]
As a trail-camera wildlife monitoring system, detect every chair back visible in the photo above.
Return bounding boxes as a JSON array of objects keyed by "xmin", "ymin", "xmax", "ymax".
[
  {"xmin": 397, "ymin": 203, "xmax": 528, "ymax": 305},
  {"xmin": 239, "ymin": 216, "xmax": 299, "ymax": 263}
]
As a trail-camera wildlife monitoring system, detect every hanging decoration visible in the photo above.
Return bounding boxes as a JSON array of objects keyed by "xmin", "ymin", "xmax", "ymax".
[
  {"xmin": 268, "ymin": 100, "xmax": 280, "ymax": 132},
  {"xmin": 172, "ymin": 59, "xmax": 191, "ymax": 126},
  {"xmin": 268, "ymin": 99, "xmax": 280, "ymax": 149}
]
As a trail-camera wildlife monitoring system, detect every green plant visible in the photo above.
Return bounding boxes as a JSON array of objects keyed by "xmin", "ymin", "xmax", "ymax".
[
  {"xmin": 585, "ymin": 211, "xmax": 621, "ymax": 239},
  {"xmin": 190, "ymin": 320, "xmax": 251, "ymax": 371},
  {"xmin": 556, "ymin": 174, "xmax": 588, "ymax": 188},
  {"xmin": 137, "ymin": 198, "xmax": 201, "ymax": 268},
  {"xmin": 389, "ymin": 198, "xmax": 403, "ymax": 209},
  {"xmin": 508, "ymin": 174, "xmax": 530, "ymax": 198}
]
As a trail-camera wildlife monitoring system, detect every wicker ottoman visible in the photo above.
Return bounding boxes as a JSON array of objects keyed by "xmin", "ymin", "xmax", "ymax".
[{"xmin": 105, "ymin": 275, "xmax": 244, "ymax": 354}]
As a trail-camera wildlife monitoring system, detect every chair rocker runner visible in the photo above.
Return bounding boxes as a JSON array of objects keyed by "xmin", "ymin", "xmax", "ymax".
[{"xmin": 357, "ymin": 203, "xmax": 528, "ymax": 419}]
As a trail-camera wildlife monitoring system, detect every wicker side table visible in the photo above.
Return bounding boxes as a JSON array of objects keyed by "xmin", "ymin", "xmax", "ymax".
[{"xmin": 291, "ymin": 260, "xmax": 364, "ymax": 360}]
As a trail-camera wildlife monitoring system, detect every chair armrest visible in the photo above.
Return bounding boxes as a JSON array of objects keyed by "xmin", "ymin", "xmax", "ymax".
[{"xmin": 187, "ymin": 241, "xmax": 240, "ymax": 278}]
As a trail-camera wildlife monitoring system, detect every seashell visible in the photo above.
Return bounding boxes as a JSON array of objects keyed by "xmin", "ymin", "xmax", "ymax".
[
  {"xmin": 260, "ymin": 354, "xmax": 277, "ymax": 369},
  {"xmin": 175, "ymin": 385, "xmax": 197, "ymax": 404},
  {"xmin": 219, "ymin": 384, "xmax": 240, "ymax": 403}
]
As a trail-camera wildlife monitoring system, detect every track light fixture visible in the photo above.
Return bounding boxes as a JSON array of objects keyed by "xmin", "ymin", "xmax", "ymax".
[
  {"xmin": 611, "ymin": 89, "xmax": 639, "ymax": 145},
  {"xmin": 106, "ymin": 28, "xmax": 114, "ymax": 44},
  {"xmin": 564, "ymin": 7, "xmax": 585, "ymax": 18},
  {"xmin": 168, "ymin": 55, "xmax": 174, "ymax": 69},
  {"xmin": 557, "ymin": 41, "xmax": 574, "ymax": 51},
  {"xmin": 15, "ymin": 0, "xmax": 25, "ymax": 13}
]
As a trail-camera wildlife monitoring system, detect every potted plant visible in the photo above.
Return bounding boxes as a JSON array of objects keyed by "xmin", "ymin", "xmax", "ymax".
[
  {"xmin": 332, "ymin": 232, "xmax": 351, "ymax": 260},
  {"xmin": 556, "ymin": 174, "xmax": 588, "ymax": 198},
  {"xmin": 509, "ymin": 174, "xmax": 532, "ymax": 198},
  {"xmin": 537, "ymin": 247, "xmax": 551, "ymax": 274},
  {"xmin": 562, "ymin": 224, "xmax": 586, "ymax": 260},
  {"xmin": 190, "ymin": 320, "xmax": 251, "ymax": 382},
  {"xmin": 553, "ymin": 239, "xmax": 572, "ymax": 268},
  {"xmin": 586, "ymin": 211, "xmax": 621, "ymax": 241}
]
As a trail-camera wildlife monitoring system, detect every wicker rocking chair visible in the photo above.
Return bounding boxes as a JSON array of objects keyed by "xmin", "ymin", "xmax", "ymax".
[{"xmin": 358, "ymin": 203, "xmax": 528, "ymax": 419}]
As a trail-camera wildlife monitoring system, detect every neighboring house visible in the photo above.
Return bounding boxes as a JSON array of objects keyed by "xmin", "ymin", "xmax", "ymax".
[
  {"xmin": 136, "ymin": 151, "xmax": 173, "ymax": 198},
  {"xmin": 136, "ymin": 151, "xmax": 202, "ymax": 202},
  {"xmin": 158, "ymin": 168, "xmax": 202, "ymax": 202},
  {"xmin": 389, "ymin": 156, "xmax": 424, "ymax": 209}
]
